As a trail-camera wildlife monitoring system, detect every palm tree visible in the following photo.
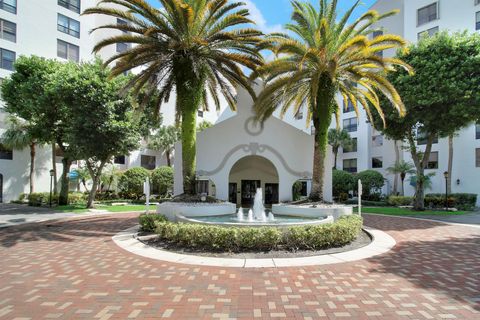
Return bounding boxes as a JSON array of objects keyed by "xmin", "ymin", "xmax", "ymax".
[
  {"xmin": 148, "ymin": 125, "xmax": 181, "ymax": 167},
  {"xmin": 254, "ymin": 0, "xmax": 412, "ymax": 201},
  {"xmin": 1, "ymin": 117, "xmax": 37, "ymax": 194},
  {"xmin": 328, "ymin": 128, "xmax": 353, "ymax": 169},
  {"xmin": 76, "ymin": 166, "xmax": 91, "ymax": 192},
  {"xmin": 84, "ymin": 0, "xmax": 263, "ymax": 194},
  {"xmin": 386, "ymin": 160, "xmax": 415, "ymax": 196}
]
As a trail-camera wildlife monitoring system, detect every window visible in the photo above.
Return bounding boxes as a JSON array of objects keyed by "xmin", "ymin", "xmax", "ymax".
[
  {"xmin": 425, "ymin": 151, "xmax": 438, "ymax": 169},
  {"xmin": 116, "ymin": 42, "xmax": 129, "ymax": 53},
  {"xmin": 57, "ymin": 39, "xmax": 79, "ymax": 62},
  {"xmin": 0, "ymin": 19, "xmax": 15, "ymax": 42},
  {"xmin": 343, "ymin": 159, "xmax": 357, "ymax": 173},
  {"xmin": 196, "ymin": 180, "xmax": 209, "ymax": 195},
  {"xmin": 372, "ymin": 135, "xmax": 383, "ymax": 147},
  {"xmin": 294, "ymin": 109, "xmax": 303, "ymax": 120},
  {"xmin": 476, "ymin": 12, "xmax": 480, "ymax": 30},
  {"xmin": 476, "ymin": 0, "xmax": 480, "ymax": 6},
  {"xmin": 418, "ymin": 26, "xmax": 439, "ymax": 40},
  {"xmin": 0, "ymin": 48, "xmax": 15, "ymax": 70},
  {"xmin": 343, "ymin": 117, "xmax": 357, "ymax": 132},
  {"xmin": 343, "ymin": 100, "xmax": 354, "ymax": 113},
  {"xmin": 476, "ymin": 123, "xmax": 480, "ymax": 139},
  {"xmin": 372, "ymin": 30, "xmax": 384, "ymax": 57},
  {"xmin": 197, "ymin": 110, "xmax": 204, "ymax": 118},
  {"xmin": 58, "ymin": 14, "xmax": 80, "ymax": 38},
  {"xmin": 58, "ymin": 0, "xmax": 80, "ymax": 14},
  {"xmin": 343, "ymin": 138, "xmax": 357, "ymax": 153},
  {"xmin": 0, "ymin": 0, "xmax": 16, "ymax": 14},
  {"xmin": 476, "ymin": 149, "xmax": 480, "ymax": 167},
  {"xmin": 417, "ymin": 2, "xmax": 438, "ymax": 26},
  {"xmin": 117, "ymin": 18, "xmax": 129, "ymax": 33},
  {"xmin": 141, "ymin": 155, "xmax": 156, "ymax": 170},
  {"xmin": 0, "ymin": 144, "xmax": 12, "ymax": 160},
  {"xmin": 372, "ymin": 157, "xmax": 383, "ymax": 168},
  {"xmin": 114, "ymin": 155, "xmax": 126, "ymax": 165},
  {"xmin": 417, "ymin": 127, "xmax": 438, "ymax": 145}
]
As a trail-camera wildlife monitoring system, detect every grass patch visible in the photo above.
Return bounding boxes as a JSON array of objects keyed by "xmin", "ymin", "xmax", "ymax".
[
  {"xmin": 55, "ymin": 204, "xmax": 147, "ymax": 213},
  {"xmin": 355, "ymin": 206, "xmax": 469, "ymax": 216}
]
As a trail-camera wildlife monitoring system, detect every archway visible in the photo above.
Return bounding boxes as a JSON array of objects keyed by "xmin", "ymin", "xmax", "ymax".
[{"xmin": 228, "ymin": 156, "xmax": 279, "ymax": 207}]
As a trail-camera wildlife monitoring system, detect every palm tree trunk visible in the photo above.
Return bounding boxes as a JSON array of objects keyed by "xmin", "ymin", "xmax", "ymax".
[
  {"xmin": 51, "ymin": 142, "xmax": 57, "ymax": 194},
  {"xmin": 333, "ymin": 148, "xmax": 338, "ymax": 170},
  {"xmin": 447, "ymin": 134, "xmax": 453, "ymax": 194},
  {"xmin": 393, "ymin": 140, "xmax": 400, "ymax": 195},
  {"xmin": 29, "ymin": 143, "xmax": 36, "ymax": 194},
  {"xmin": 400, "ymin": 176, "xmax": 405, "ymax": 197},
  {"xmin": 166, "ymin": 149, "xmax": 171, "ymax": 167}
]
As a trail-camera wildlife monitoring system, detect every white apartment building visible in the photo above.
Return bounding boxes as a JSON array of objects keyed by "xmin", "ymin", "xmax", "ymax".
[{"xmin": 0, "ymin": 0, "xmax": 220, "ymax": 203}]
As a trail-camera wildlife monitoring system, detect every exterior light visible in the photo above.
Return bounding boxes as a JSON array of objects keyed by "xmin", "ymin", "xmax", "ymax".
[
  {"xmin": 456, "ymin": 179, "xmax": 460, "ymax": 185},
  {"xmin": 49, "ymin": 169, "xmax": 55, "ymax": 177},
  {"xmin": 443, "ymin": 171, "xmax": 449, "ymax": 211}
]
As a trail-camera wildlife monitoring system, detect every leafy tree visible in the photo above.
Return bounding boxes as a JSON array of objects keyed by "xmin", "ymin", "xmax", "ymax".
[
  {"xmin": 101, "ymin": 164, "xmax": 121, "ymax": 193},
  {"xmin": 372, "ymin": 31, "xmax": 480, "ymax": 210},
  {"xmin": 328, "ymin": 128, "xmax": 353, "ymax": 169},
  {"xmin": 332, "ymin": 170, "xmax": 354, "ymax": 197},
  {"xmin": 254, "ymin": 0, "xmax": 410, "ymax": 201},
  {"xmin": 151, "ymin": 166, "xmax": 174, "ymax": 197},
  {"xmin": 197, "ymin": 120, "xmax": 213, "ymax": 132},
  {"xmin": 62, "ymin": 60, "xmax": 142, "ymax": 208},
  {"xmin": 386, "ymin": 160, "xmax": 415, "ymax": 196},
  {"xmin": 356, "ymin": 170, "xmax": 385, "ymax": 197},
  {"xmin": 85, "ymin": 0, "xmax": 263, "ymax": 195},
  {"xmin": 148, "ymin": 125, "xmax": 180, "ymax": 167},
  {"xmin": 119, "ymin": 167, "xmax": 151, "ymax": 199},
  {"xmin": 1, "ymin": 117, "xmax": 38, "ymax": 194},
  {"xmin": 75, "ymin": 166, "xmax": 91, "ymax": 192}
]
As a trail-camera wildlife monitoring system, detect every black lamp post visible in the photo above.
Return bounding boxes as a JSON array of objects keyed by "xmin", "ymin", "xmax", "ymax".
[
  {"xmin": 49, "ymin": 169, "xmax": 54, "ymax": 207},
  {"xmin": 443, "ymin": 171, "xmax": 449, "ymax": 211}
]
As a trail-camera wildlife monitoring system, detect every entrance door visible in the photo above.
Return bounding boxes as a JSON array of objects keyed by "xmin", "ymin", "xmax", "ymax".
[
  {"xmin": 0, "ymin": 174, "xmax": 3, "ymax": 203},
  {"xmin": 229, "ymin": 183, "xmax": 237, "ymax": 204},
  {"xmin": 264, "ymin": 183, "xmax": 279, "ymax": 205},
  {"xmin": 241, "ymin": 180, "xmax": 260, "ymax": 207}
]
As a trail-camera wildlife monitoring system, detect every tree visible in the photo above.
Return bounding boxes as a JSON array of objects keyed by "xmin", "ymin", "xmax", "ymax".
[
  {"xmin": 1, "ymin": 117, "xmax": 38, "ymax": 194},
  {"xmin": 253, "ymin": 0, "xmax": 410, "ymax": 201},
  {"xmin": 372, "ymin": 31, "xmax": 480, "ymax": 210},
  {"xmin": 85, "ymin": 0, "xmax": 263, "ymax": 195},
  {"xmin": 76, "ymin": 166, "xmax": 91, "ymax": 192},
  {"xmin": 63, "ymin": 60, "xmax": 142, "ymax": 208},
  {"xmin": 101, "ymin": 164, "xmax": 121, "ymax": 193},
  {"xmin": 386, "ymin": 160, "xmax": 415, "ymax": 196},
  {"xmin": 332, "ymin": 170, "xmax": 354, "ymax": 198},
  {"xmin": 197, "ymin": 120, "xmax": 213, "ymax": 132},
  {"xmin": 151, "ymin": 166, "xmax": 174, "ymax": 197},
  {"xmin": 356, "ymin": 170, "xmax": 385, "ymax": 198},
  {"xmin": 148, "ymin": 126, "xmax": 180, "ymax": 167},
  {"xmin": 328, "ymin": 128, "xmax": 353, "ymax": 169},
  {"xmin": 119, "ymin": 167, "xmax": 151, "ymax": 199}
]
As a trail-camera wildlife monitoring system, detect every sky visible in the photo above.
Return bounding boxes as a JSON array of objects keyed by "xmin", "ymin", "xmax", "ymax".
[{"xmin": 145, "ymin": 0, "xmax": 378, "ymax": 33}]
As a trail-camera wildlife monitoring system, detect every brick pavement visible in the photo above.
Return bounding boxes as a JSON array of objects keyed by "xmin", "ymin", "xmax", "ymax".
[{"xmin": 0, "ymin": 213, "xmax": 479, "ymax": 319}]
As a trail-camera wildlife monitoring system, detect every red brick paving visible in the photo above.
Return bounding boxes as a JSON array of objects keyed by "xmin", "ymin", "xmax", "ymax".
[{"xmin": 0, "ymin": 213, "xmax": 479, "ymax": 319}]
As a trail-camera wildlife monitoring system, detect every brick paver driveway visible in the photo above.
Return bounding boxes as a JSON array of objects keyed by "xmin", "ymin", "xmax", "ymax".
[{"xmin": 0, "ymin": 213, "xmax": 479, "ymax": 320}]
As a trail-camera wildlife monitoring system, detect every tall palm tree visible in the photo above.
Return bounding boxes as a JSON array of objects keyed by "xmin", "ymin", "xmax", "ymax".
[
  {"xmin": 386, "ymin": 160, "xmax": 415, "ymax": 196},
  {"xmin": 148, "ymin": 125, "xmax": 181, "ymax": 167},
  {"xmin": 328, "ymin": 128, "xmax": 353, "ymax": 169},
  {"xmin": 84, "ymin": 0, "xmax": 263, "ymax": 194},
  {"xmin": 254, "ymin": 0, "xmax": 412, "ymax": 201},
  {"xmin": 1, "ymin": 117, "xmax": 37, "ymax": 194}
]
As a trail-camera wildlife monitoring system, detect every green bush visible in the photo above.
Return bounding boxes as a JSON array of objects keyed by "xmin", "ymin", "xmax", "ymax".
[
  {"xmin": 152, "ymin": 215, "xmax": 362, "ymax": 252},
  {"xmin": 68, "ymin": 192, "xmax": 87, "ymax": 205},
  {"xmin": 345, "ymin": 199, "xmax": 388, "ymax": 207},
  {"xmin": 17, "ymin": 193, "xmax": 28, "ymax": 201},
  {"xmin": 151, "ymin": 166, "xmax": 174, "ymax": 196},
  {"xmin": 28, "ymin": 192, "xmax": 58, "ymax": 206},
  {"xmin": 332, "ymin": 170, "xmax": 354, "ymax": 197},
  {"xmin": 118, "ymin": 167, "xmax": 151, "ymax": 199},
  {"xmin": 356, "ymin": 170, "xmax": 385, "ymax": 196},
  {"xmin": 387, "ymin": 196, "xmax": 413, "ymax": 207},
  {"xmin": 139, "ymin": 213, "xmax": 168, "ymax": 232},
  {"xmin": 424, "ymin": 193, "xmax": 477, "ymax": 210},
  {"xmin": 292, "ymin": 181, "xmax": 303, "ymax": 201}
]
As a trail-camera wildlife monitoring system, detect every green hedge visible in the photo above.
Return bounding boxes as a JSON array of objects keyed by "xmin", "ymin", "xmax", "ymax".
[
  {"xmin": 425, "ymin": 193, "xmax": 477, "ymax": 211},
  {"xmin": 148, "ymin": 215, "xmax": 363, "ymax": 252},
  {"xmin": 345, "ymin": 199, "xmax": 388, "ymax": 207},
  {"xmin": 387, "ymin": 196, "xmax": 413, "ymax": 207},
  {"xmin": 27, "ymin": 192, "xmax": 87, "ymax": 206},
  {"xmin": 139, "ymin": 213, "xmax": 168, "ymax": 232}
]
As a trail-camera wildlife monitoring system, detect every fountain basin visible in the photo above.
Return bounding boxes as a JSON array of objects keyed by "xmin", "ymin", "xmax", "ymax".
[
  {"xmin": 272, "ymin": 204, "xmax": 352, "ymax": 221},
  {"xmin": 157, "ymin": 202, "xmax": 236, "ymax": 221}
]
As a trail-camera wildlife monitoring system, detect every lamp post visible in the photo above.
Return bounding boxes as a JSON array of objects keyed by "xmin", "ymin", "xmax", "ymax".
[
  {"xmin": 443, "ymin": 171, "xmax": 449, "ymax": 211},
  {"xmin": 49, "ymin": 169, "xmax": 54, "ymax": 207}
]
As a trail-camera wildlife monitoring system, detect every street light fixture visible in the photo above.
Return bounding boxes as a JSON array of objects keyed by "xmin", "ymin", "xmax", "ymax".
[
  {"xmin": 443, "ymin": 171, "xmax": 449, "ymax": 211},
  {"xmin": 49, "ymin": 169, "xmax": 54, "ymax": 207}
]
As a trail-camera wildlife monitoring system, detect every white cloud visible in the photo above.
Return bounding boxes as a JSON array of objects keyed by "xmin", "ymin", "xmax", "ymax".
[{"xmin": 242, "ymin": 0, "xmax": 284, "ymax": 34}]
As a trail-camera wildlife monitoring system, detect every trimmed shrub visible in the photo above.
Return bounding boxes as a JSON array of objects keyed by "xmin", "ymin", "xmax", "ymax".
[
  {"xmin": 387, "ymin": 196, "xmax": 413, "ymax": 207},
  {"xmin": 345, "ymin": 199, "xmax": 388, "ymax": 207},
  {"xmin": 28, "ymin": 192, "xmax": 58, "ymax": 206},
  {"xmin": 424, "ymin": 193, "xmax": 477, "ymax": 210},
  {"xmin": 332, "ymin": 170, "xmax": 354, "ymax": 197},
  {"xmin": 139, "ymin": 214, "xmax": 168, "ymax": 232},
  {"xmin": 68, "ymin": 192, "xmax": 87, "ymax": 205},
  {"xmin": 151, "ymin": 166, "xmax": 174, "ymax": 196},
  {"xmin": 292, "ymin": 181, "xmax": 303, "ymax": 201},
  {"xmin": 356, "ymin": 170, "xmax": 385, "ymax": 197},
  {"xmin": 152, "ymin": 215, "xmax": 362, "ymax": 252},
  {"xmin": 118, "ymin": 167, "xmax": 151, "ymax": 199}
]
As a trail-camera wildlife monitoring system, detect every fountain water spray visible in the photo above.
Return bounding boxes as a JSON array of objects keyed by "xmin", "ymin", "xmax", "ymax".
[
  {"xmin": 236, "ymin": 207, "xmax": 244, "ymax": 221},
  {"xmin": 253, "ymin": 188, "xmax": 267, "ymax": 222},
  {"xmin": 247, "ymin": 209, "xmax": 254, "ymax": 222}
]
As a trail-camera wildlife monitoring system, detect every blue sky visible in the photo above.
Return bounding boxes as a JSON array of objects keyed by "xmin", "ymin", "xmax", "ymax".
[{"xmin": 146, "ymin": 0, "xmax": 378, "ymax": 33}]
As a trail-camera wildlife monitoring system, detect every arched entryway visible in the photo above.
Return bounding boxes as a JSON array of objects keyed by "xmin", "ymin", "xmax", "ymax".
[{"xmin": 228, "ymin": 156, "xmax": 279, "ymax": 207}]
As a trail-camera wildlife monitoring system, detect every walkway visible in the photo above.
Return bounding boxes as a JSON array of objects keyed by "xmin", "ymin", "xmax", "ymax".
[
  {"xmin": 0, "ymin": 204, "xmax": 80, "ymax": 228},
  {"xmin": 0, "ymin": 213, "xmax": 478, "ymax": 319}
]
